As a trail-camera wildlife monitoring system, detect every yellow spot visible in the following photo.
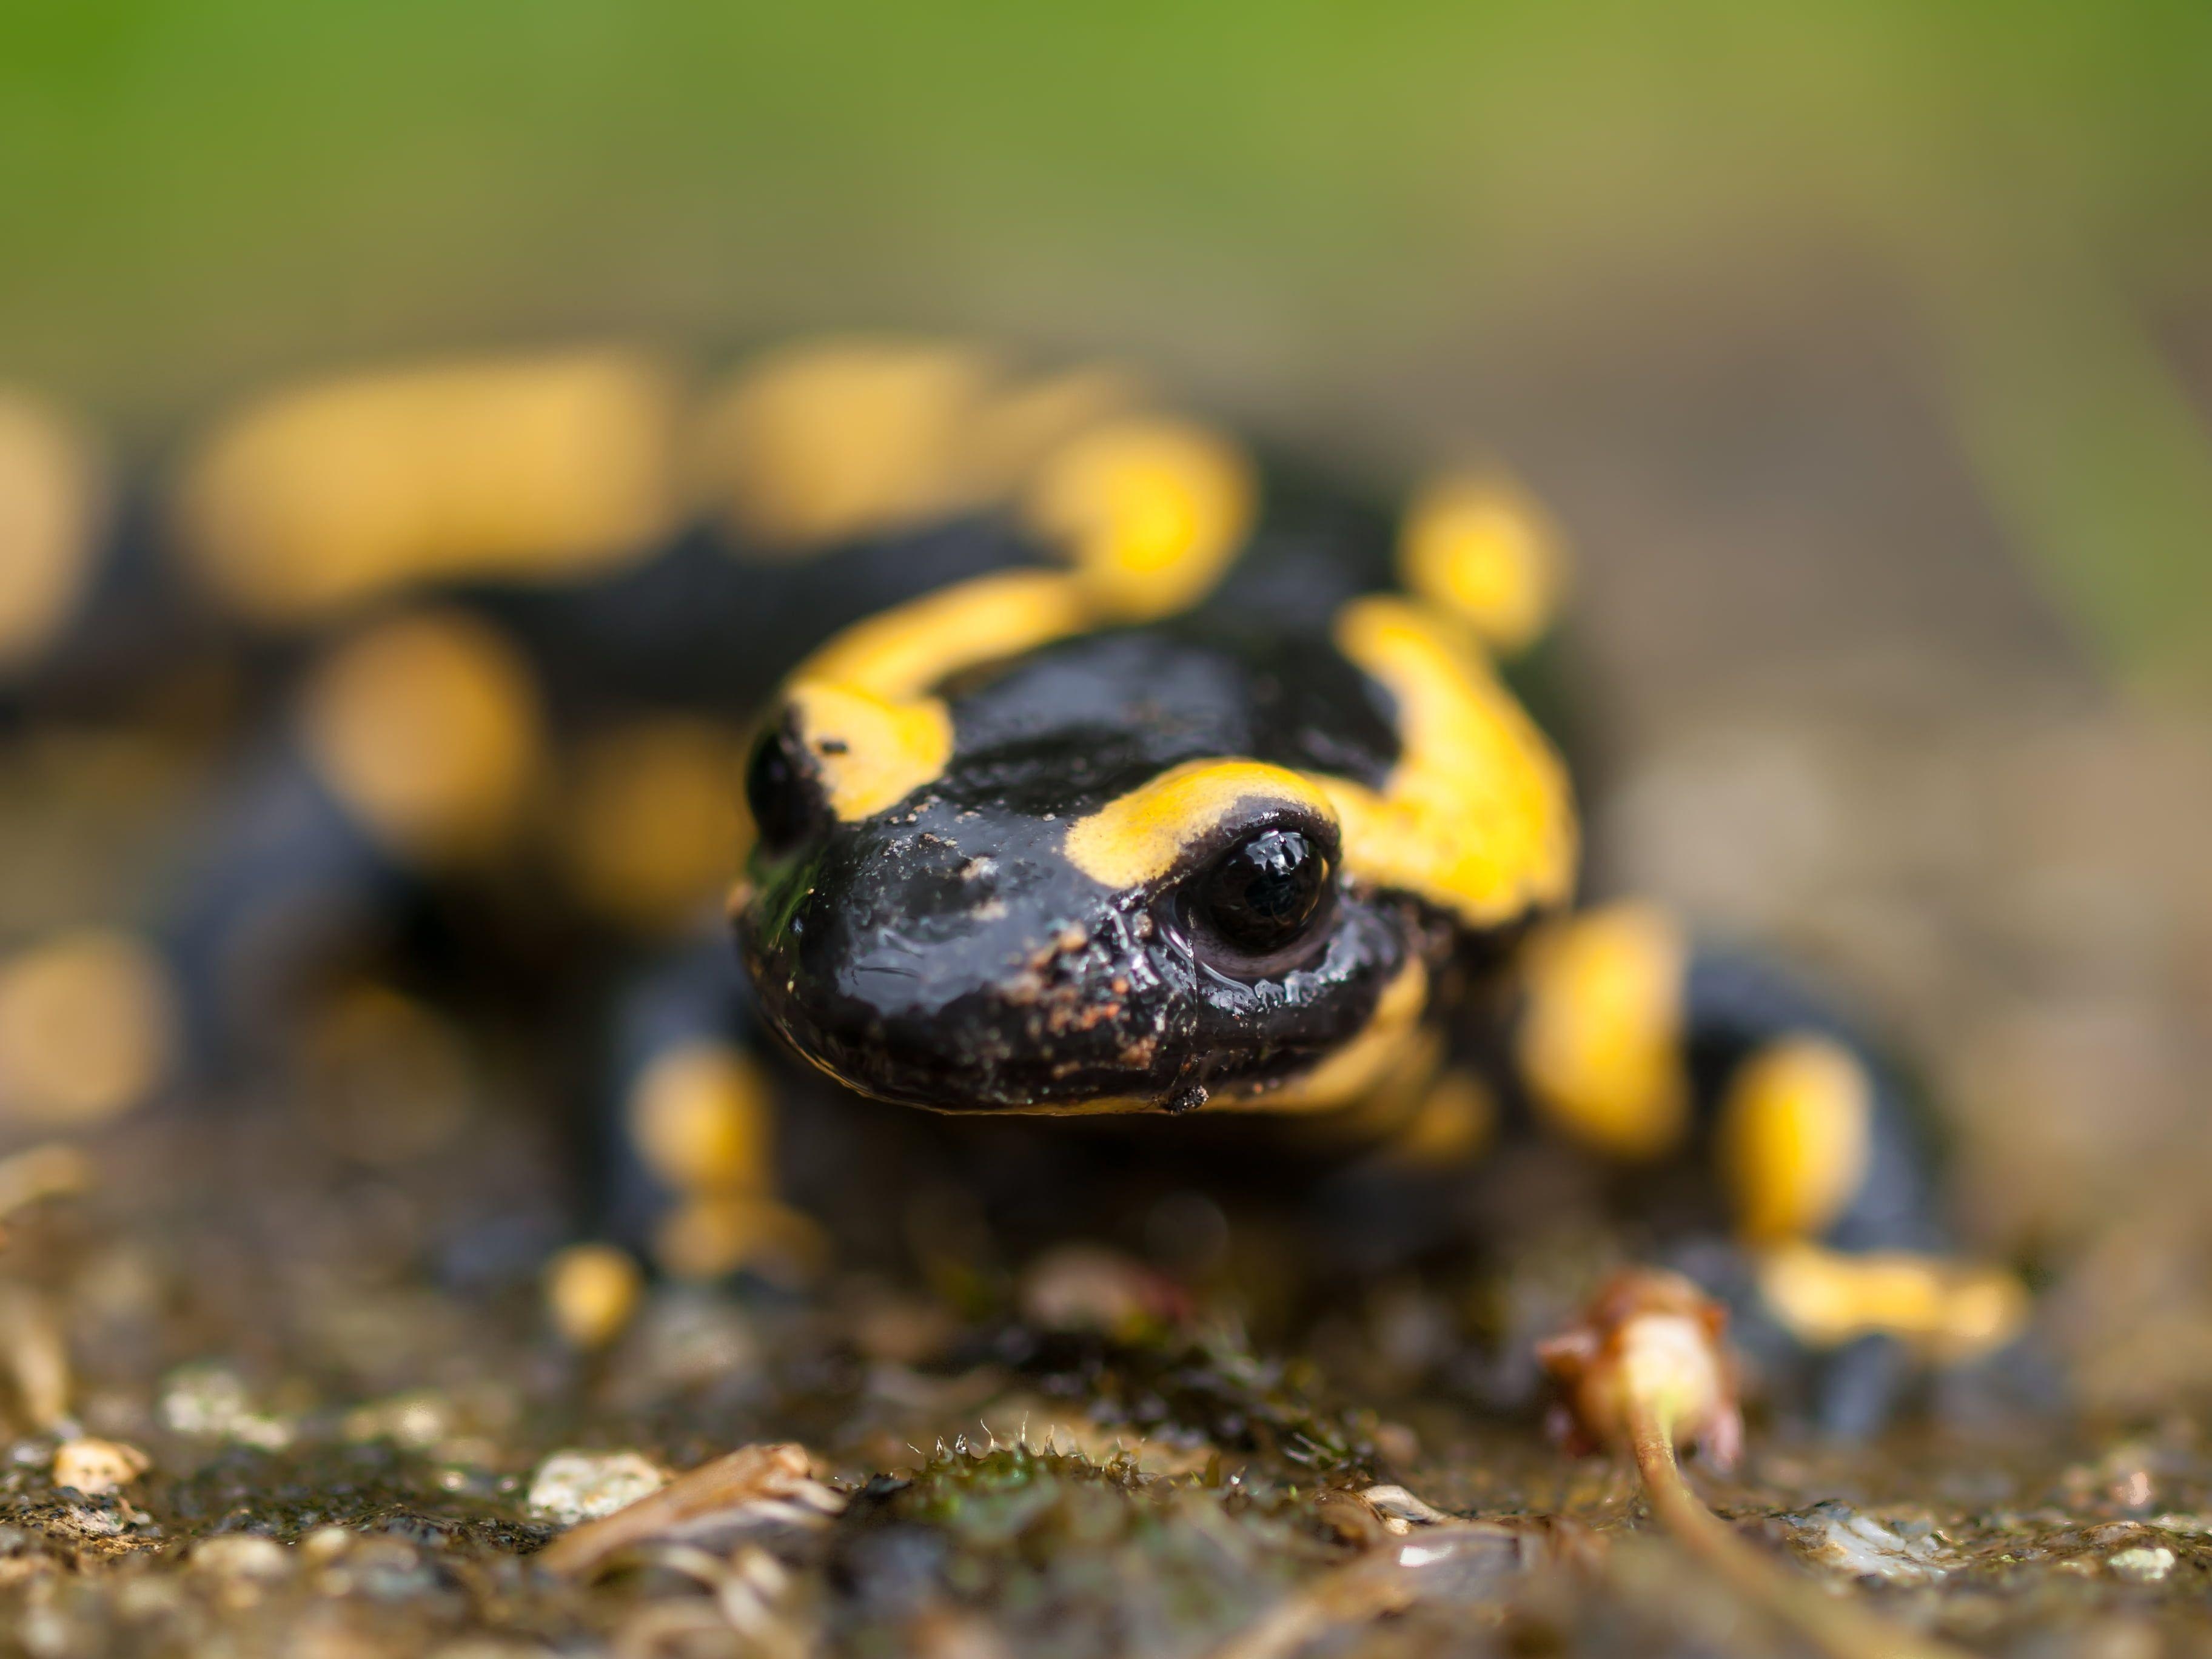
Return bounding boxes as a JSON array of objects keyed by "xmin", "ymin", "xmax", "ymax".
[
  {"xmin": 1025, "ymin": 416, "xmax": 1256, "ymax": 619},
  {"xmin": 960, "ymin": 364, "xmax": 1148, "ymax": 498},
  {"xmin": 1757, "ymin": 1242, "xmax": 2029, "ymax": 1361},
  {"xmin": 1398, "ymin": 471, "xmax": 1567, "ymax": 655},
  {"xmin": 628, "ymin": 1043, "xmax": 773, "ymax": 1196},
  {"xmin": 301, "ymin": 610, "xmax": 544, "ymax": 863},
  {"xmin": 1229, "ymin": 959, "xmax": 1433, "ymax": 1114},
  {"xmin": 654, "ymin": 1195, "xmax": 827, "ymax": 1286},
  {"xmin": 1382, "ymin": 1065, "xmax": 1498, "ymax": 1168},
  {"xmin": 695, "ymin": 339, "xmax": 996, "ymax": 547},
  {"xmin": 1515, "ymin": 902, "xmax": 1688, "ymax": 1159},
  {"xmin": 0, "ymin": 930, "xmax": 173, "ymax": 1128},
  {"xmin": 0, "ymin": 391, "xmax": 103, "ymax": 674},
  {"xmin": 561, "ymin": 718, "xmax": 751, "ymax": 932},
  {"xmin": 1062, "ymin": 759, "xmax": 1339, "ymax": 890},
  {"xmin": 1718, "ymin": 1036, "xmax": 1873, "ymax": 1244},
  {"xmin": 1322, "ymin": 597, "xmax": 1577, "ymax": 928},
  {"xmin": 543, "ymin": 1243, "xmax": 642, "ymax": 1352},
  {"xmin": 178, "ymin": 349, "xmax": 683, "ymax": 622}
]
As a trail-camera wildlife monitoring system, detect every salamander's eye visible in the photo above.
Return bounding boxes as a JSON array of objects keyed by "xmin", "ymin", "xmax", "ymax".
[
  {"xmin": 1184, "ymin": 825, "xmax": 1334, "ymax": 973},
  {"xmin": 745, "ymin": 722, "xmax": 826, "ymax": 855}
]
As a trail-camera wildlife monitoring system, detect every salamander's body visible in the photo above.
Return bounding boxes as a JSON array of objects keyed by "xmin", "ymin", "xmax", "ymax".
[{"xmin": 0, "ymin": 340, "xmax": 2025, "ymax": 1428}]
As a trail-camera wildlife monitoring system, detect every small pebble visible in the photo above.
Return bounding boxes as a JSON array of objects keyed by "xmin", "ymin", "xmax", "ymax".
[
  {"xmin": 2108, "ymin": 1545, "xmax": 2176, "ymax": 1583},
  {"xmin": 190, "ymin": 1535, "xmax": 292, "ymax": 1580},
  {"xmin": 52, "ymin": 1436, "xmax": 149, "ymax": 1495},
  {"xmin": 526, "ymin": 1449, "xmax": 668, "ymax": 1524}
]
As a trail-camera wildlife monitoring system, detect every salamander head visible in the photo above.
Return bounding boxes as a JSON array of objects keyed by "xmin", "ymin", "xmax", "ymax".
[{"xmin": 735, "ymin": 612, "xmax": 1574, "ymax": 1115}]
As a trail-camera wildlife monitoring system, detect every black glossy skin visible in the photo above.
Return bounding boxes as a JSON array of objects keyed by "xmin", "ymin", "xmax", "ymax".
[{"xmin": 740, "ymin": 622, "xmax": 1452, "ymax": 1113}]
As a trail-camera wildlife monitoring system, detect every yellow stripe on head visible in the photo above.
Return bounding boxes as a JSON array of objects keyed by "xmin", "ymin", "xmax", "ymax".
[
  {"xmin": 1024, "ymin": 416, "xmax": 1256, "ymax": 620},
  {"xmin": 1398, "ymin": 471, "xmax": 1567, "ymax": 656},
  {"xmin": 1718, "ymin": 1035, "xmax": 1874, "ymax": 1245},
  {"xmin": 1515, "ymin": 902, "xmax": 1689, "ymax": 1159},
  {"xmin": 0, "ymin": 392, "xmax": 104, "ymax": 675},
  {"xmin": 1062, "ymin": 759, "xmax": 1338, "ymax": 890},
  {"xmin": 302, "ymin": 609, "xmax": 545, "ymax": 863},
  {"xmin": 1320, "ymin": 597, "xmax": 1577, "ymax": 930},
  {"xmin": 178, "ymin": 349, "xmax": 683, "ymax": 622},
  {"xmin": 796, "ymin": 569, "xmax": 1090, "ymax": 702},
  {"xmin": 781, "ymin": 569, "xmax": 1094, "ymax": 823}
]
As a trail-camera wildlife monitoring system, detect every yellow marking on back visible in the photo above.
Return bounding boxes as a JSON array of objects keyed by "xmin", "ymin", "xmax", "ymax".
[
  {"xmin": 1062, "ymin": 759, "xmax": 1339, "ymax": 889},
  {"xmin": 1398, "ymin": 471, "xmax": 1567, "ymax": 656},
  {"xmin": 0, "ymin": 391, "xmax": 103, "ymax": 674},
  {"xmin": 694, "ymin": 339, "xmax": 997, "ymax": 548},
  {"xmin": 1718, "ymin": 1035, "xmax": 1873, "ymax": 1244},
  {"xmin": 0, "ymin": 930, "xmax": 174, "ymax": 1128},
  {"xmin": 302, "ymin": 610, "xmax": 545, "ymax": 863},
  {"xmin": 1757, "ymin": 1242, "xmax": 2028, "ymax": 1360},
  {"xmin": 1515, "ymin": 902, "xmax": 1689, "ymax": 1159},
  {"xmin": 178, "ymin": 349, "xmax": 683, "ymax": 622},
  {"xmin": 560, "ymin": 718, "xmax": 752, "ymax": 933},
  {"xmin": 1321, "ymin": 597, "xmax": 1577, "ymax": 929},
  {"xmin": 1025, "ymin": 416, "xmax": 1256, "ymax": 620}
]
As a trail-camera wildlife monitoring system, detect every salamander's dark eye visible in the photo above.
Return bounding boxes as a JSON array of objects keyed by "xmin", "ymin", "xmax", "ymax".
[
  {"xmin": 1185, "ymin": 826, "xmax": 1333, "ymax": 971},
  {"xmin": 745, "ymin": 722, "xmax": 826, "ymax": 855}
]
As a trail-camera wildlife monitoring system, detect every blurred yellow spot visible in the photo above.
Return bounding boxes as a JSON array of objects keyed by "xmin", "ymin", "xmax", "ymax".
[
  {"xmin": 543, "ymin": 1243, "xmax": 643, "ymax": 1352},
  {"xmin": 1064, "ymin": 759, "xmax": 1338, "ymax": 889},
  {"xmin": 0, "ymin": 930, "xmax": 173, "ymax": 1128},
  {"xmin": 561, "ymin": 719, "xmax": 749, "ymax": 931},
  {"xmin": 302, "ymin": 610, "xmax": 543, "ymax": 863},
  {"xmin": 0, "ymin": 391, "xmax": 104, "ymax": 674},
  {"xmin": 1718, "ymin": 1035, "xmax": 1872, "ymax": 1244},
  {"xmin": 628, "ymin": 1042, "xmax": 772, "ymax": 1195},
  {"xmin": 1398, "ymin": 471, "xmax": 1567, "ymax": 656},
  {"xmin": 697, "ymin": 339, "xmax": 996, "ymax": 548},
  {"xmin": 1025, "ymin": 416, "xmax": 1256, "ymax": 620},
  {"xmin": 177, "ymin": 349, "xmax": 682, "ymax": 622},
  {"xmin": 1757, "ymin": 1243, "xmax": 2028, "ymax": 1361},
  {"xmin": 303, "ymin": 985, "xmax": 475, "ymax": 1165},
  {"xmin": 1383, "ymin": 1065, "xmax": 1498, "ymax": 1167},
  {"xmin": 654, "ymin": 1195, "xmax": 826, "ymax": 1285},
  {"xmin": 960, "ymin": 364, "xmax": 1147, "ymax": 498},
  {"xmin": 1515, "ymin": 903, "xmax": 1687, "ymax": 1159},
  {"xmin": 1320, "ymin": 597, "xmax": 1577, "ymax": 930}
]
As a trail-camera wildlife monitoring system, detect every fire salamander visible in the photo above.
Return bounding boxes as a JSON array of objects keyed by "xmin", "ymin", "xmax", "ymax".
[{"xmin": 0, "ymin": 340, "xmax": 2026, "ymax": 1432}]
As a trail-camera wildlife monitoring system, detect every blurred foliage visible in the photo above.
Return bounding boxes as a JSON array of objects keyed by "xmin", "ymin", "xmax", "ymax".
[{"xmin": 5, "ymin": 0, "xmax": 2211, "ymax": 683}]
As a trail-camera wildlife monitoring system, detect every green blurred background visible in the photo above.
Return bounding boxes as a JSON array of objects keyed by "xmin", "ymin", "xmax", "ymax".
[{"xmin": 7, "ymin": 0, "xmax": 2212, "ymax": 687}]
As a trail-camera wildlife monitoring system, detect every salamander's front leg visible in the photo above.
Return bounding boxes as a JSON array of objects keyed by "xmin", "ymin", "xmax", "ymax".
[
  {"xmin": 595, "ymin": 925, "xmax": 824, "ymax": 1289},
  {"xmin": 1511, "ymin": 900, "xmax": 2028, "ymax": 1433}
]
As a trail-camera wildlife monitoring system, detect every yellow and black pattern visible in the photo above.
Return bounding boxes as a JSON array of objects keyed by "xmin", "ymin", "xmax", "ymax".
[{"xmin": 0, "ymin": 335, "xmax": 2018, "ymax": 1410}]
